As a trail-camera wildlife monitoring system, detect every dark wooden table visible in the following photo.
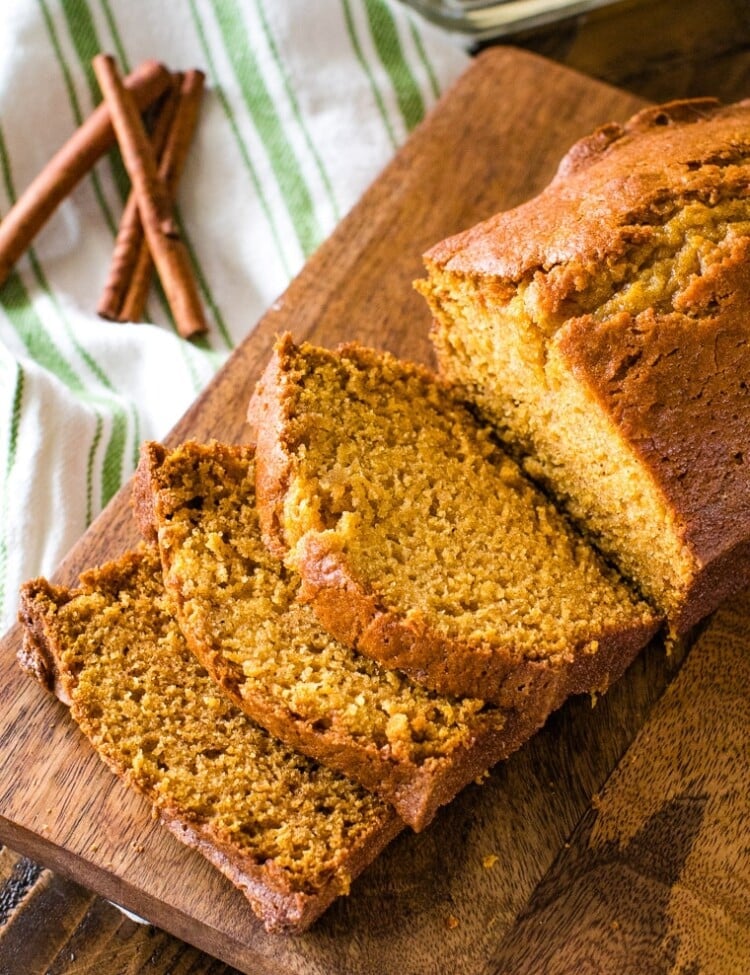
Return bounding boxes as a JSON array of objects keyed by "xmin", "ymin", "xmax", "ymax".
[{"xmin": 1, "ymin": 1, "xmax": 749, "ymax": 972}]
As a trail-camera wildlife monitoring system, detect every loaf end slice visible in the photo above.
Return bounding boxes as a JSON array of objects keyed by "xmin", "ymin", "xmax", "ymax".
[
  {"xmin": 247, "ymin": 335, "xmax": 660, "ymax": 707},
  {"xmin": 17, "ymin": 548, "xmax": 402, "ymax": 933},
  {"xmin": 419, "ymin": 97, "xmax": 750, "ymax": 632}
]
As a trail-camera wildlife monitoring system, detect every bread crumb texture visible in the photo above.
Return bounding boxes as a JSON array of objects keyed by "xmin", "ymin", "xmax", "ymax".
[
  {"xmin": 26, "ymin": 549, "xmax": 393, "ymax": 898},
  {"xmin": 275, "ymin": 341, "xmax": 654, "ymax": 660},
  {"xmin": 151, "ymin": 441, "xmax": 496, "ymax": 766}
]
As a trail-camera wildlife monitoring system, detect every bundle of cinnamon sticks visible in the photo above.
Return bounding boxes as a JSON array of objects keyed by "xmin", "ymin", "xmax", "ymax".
[{"xmin": 0, "ymin": 54, "xmax": 208, "ymax": 340}]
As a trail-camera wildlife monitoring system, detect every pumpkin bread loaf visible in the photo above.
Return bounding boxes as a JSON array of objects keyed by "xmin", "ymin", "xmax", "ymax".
[
  {"xmin": 418, "ymin": 97, "xmax": 750, "ymax": 632},
  {"xmin": 247, "ymin": 335, "xmax": 660, "ymax": 707},
  {"xmin": 132, "ymin": 439, "xmax": 547, "ymax": 831},
  {"xmin": 17, "ymin": 548, "xmax": 402, "ymax": 933}
]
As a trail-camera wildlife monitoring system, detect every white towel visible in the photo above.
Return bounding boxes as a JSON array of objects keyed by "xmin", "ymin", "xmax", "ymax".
[{"xmin": 0, "ymin": 0, "xmax": 468, "ymax": 630}]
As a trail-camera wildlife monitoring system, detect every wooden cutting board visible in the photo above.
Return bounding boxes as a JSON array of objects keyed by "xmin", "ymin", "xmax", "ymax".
[{"xmin": 0, "ymin": 46, "xmax": 748, "ymax": 975}]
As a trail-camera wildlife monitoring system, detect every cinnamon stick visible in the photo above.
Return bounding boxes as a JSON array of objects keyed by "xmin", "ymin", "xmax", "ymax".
[
  {"xmin": 97, "ymin": 73, "xmax": 183, "ymax": 321},
  {"xmin": 0, "ymin": 60, "xmax": 171, "ymax": 287},
  {"xmin": 92, "ymin": 54, "xmax": 207, "ymax": 340},
  {"xmin": 118, "ymin": 69, "xmax": 205, "ymax": 324}
]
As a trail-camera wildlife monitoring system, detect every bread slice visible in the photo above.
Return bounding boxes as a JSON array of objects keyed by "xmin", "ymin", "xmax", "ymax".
[
  {"xmin": 132, "ymin": 439, "xmax": 550, "ymax": 831},
  {"xmin": 17, "ymin": 548, "xmax": 402, "ymax": 933},
  {"xmin": 418, "ymin": 98, "xmax": 750, "ymax": 632},
  {"xmin": 247, "ymin": 335, "xmax": 660, "ymax": 707}
]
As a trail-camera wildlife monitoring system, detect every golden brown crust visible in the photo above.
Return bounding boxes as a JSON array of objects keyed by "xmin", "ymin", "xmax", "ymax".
[
  {"xmin": 130, "ymin": 440, "xmax": 166, "ymax": 546},
  {"xmin": 17, "ymin": 579, "xmax": 74, "ymax": 704},
  {"xmin": 246, "ymin": 332, "xmax": 298, "ymax": 560},
  {"xmin": 423, "ymin": 96, "xmax": 750, "ymax": 631},
  {"xmin": 17, "ymin": 556, "xmax": 401, "ymax": 933},
  {"xmin": 425, "ymin": 98, "xmax": 750, "ymax": 281},
  {"xmin": 247, "ymin": 335, "xmax": 659, "ymax": 707},
  {"xmin": 555, "ymin": 248, "xmax": 750, "ymax": 631}
]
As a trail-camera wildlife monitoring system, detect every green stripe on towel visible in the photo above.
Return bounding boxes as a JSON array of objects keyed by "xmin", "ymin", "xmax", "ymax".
[
  {"xmin": 364, "ymin": 0, "xmax": 425, "ymax": 133},
  {"xmin": 59, "ymin": 0, "xmax": 131, "ymax": 202},
  {"xmin": 341, "ymin": 0, "xmax": 398, "ymax": 150},
  {"xmin": 213, "ymin": 0, "xmax": 323, "ymax": 257},
  {"xmin": 188, "ymin": 0, "xmax": 294, "ymax": 278},
  {"xmin": 255, "ymin": 0, "xmax": 341, "ymax": 224}
]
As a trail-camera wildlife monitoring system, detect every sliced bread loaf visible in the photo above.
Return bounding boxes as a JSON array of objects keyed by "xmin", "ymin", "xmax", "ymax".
[
  {"xmin": 247, "ymin": 335, "xmax": 660, "ymax": 706},
  {"xmin": 17, "ymin": 548, "xmax": 402, "ymax": 933},
  {"xmin": 418, "ymin": 98, "xmax": 750, "ymax": 632},
  {"xmin": 132, "ymin": 439, "xmax": 549, "ymax": 831}
]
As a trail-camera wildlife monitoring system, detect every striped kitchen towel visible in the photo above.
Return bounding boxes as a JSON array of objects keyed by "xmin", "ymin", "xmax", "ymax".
[{"xmin": 0, "ymin": 0, "xmax": 468, "ymax": 631}]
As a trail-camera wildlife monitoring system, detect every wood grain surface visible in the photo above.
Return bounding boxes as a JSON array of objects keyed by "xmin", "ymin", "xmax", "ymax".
[
  {"xmin": 0, "ymin": 41, "xmax": 748, "ymax": 975},
  {"xmin": 489, "ymin": 590, "xmax": 750, "ymax": 974}
]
